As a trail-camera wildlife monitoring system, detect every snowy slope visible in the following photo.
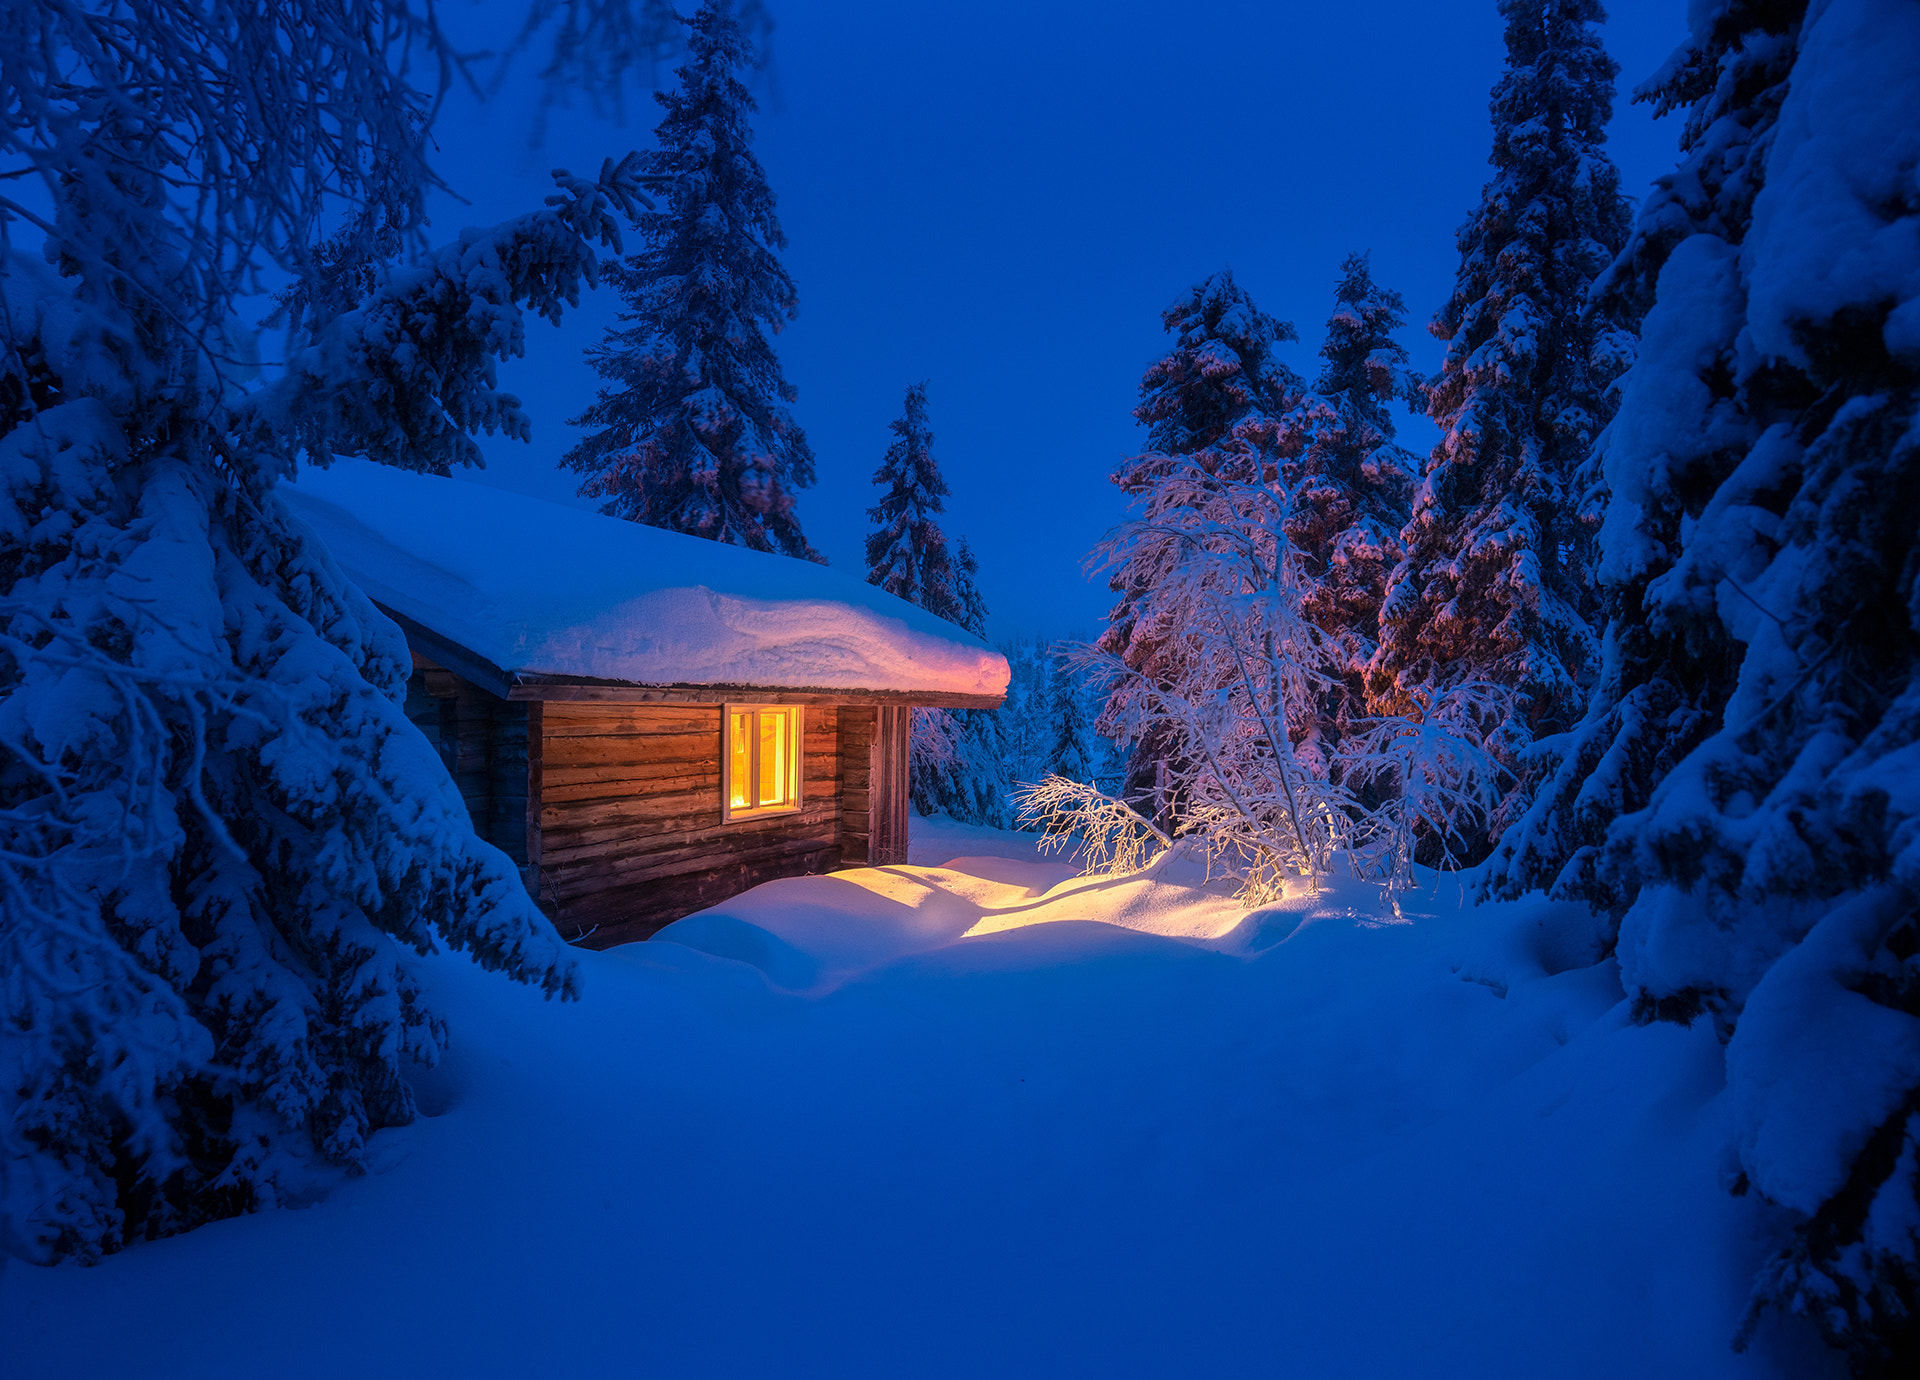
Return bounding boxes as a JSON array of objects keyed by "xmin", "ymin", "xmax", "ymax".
[
  {"xmin": 0, "ymin": 820, "xmax": 1837, "ymax": 1379},
  {"xmin": 281, "ymin": 461, "xmax": 1009, "ymax": 697}
]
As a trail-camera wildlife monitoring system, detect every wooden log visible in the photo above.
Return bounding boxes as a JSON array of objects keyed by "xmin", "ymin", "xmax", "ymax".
[
  {"xmin": 542, "ymin": 803, "xmax": 839, "ymax": 868},
  {"xmin": 541, "ymin": 731, "xmax": 719, "ymax": 769},
  {"xmin": 540, "ymin": 704, "xmax": 721, "ymax": 737},
  {"xmin": 557, "ymin": 844, "xmax": 841, "ymax": 919},
  {"xmin": 553, "ymin": 845, "xmax": 844, "ymax": 947},
  {"xmin": 547, "ymin": 831, "xmax": 841, "ymax": 897}
]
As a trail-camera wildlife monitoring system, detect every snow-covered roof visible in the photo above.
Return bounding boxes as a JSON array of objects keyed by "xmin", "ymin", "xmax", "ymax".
[{"xmin": 283, "ymin": 462, "xmax": 1009, "ymax": 701}]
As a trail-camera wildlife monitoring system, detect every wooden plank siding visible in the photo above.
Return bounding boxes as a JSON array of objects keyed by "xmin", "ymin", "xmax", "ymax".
[
  {"xmin": 406, "ymin": 656, "xmax": 928, "ymax": 949},
  {"xmin": 405, "ymin": 659, "xmax": 526, "ymax": 866},
  {"xmin": 534, "ymin": 701, "xmax": 848, "ymax": 947}
]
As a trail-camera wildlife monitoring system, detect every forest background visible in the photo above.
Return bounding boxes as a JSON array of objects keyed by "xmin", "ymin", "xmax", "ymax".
[{"xmin": 430, "ymin": 0, "xmax": 1688, "ymax": 640}]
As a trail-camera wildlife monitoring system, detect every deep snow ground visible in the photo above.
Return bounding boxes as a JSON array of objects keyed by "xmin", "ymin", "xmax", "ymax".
[{"xmin": 2, "ymin": 818, "xmax": 1840, "ymax": 1378}]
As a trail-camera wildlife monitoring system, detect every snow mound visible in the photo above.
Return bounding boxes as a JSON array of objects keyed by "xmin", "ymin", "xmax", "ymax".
[
  {"xmin": 281, "ymin": 461, "xmax": 1009, "ymax": 697},
  {"xmin": 655, "ymin": 838, "xmax": 1447, "ymax": 993}
]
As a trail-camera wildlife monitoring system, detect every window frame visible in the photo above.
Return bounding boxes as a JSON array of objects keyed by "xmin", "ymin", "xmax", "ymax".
[{"xmin": 721, "ymin": 703, "xmax": 805, "ymax": 823}]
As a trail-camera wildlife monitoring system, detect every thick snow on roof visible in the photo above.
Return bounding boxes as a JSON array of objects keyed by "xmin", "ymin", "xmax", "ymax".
[{"xmin": 283, "ymin": 462, "xmax": 1009, "ymax": 698}]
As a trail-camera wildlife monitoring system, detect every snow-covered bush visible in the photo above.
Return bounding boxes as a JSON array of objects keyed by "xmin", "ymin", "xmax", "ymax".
[
  {"xmin": 1098, "ymin": 270, "xmax": 1305, "ymax": 824},
  {"xmin": 1089, "ymin": 439, "xmax": 1505, "ymax": 902},
  {"xmin": 1089, "ymin": 267, "xmax": 1505, "ymax": 902}
]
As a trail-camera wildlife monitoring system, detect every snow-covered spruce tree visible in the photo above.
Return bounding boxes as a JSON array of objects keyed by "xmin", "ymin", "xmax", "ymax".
[
  {"xmin": 1278, "ymin": 253, "xmax": 1421, "ymax": 738},
  {"xmin": 953, "ymin": 536, "xmax": 989, "ymax": 641},
  {"xmin": 1483, "ymin": 3, "xmax": 1920, "ymax": 1368},
  {"xmin": 0, "ymin": 2, "xmax": 659, "ymax": 1265},
  {"xmin": 1098, "ymin": 269, "xmax": 1305, "ymax": 823},
  {"xmin": 1368, "ymin": 0, "xmax": 1637, "ymax": 850},
  {"xmin": 865, "ymin": 381, "xmax": 960, "ymax": 622},
  {"xmin": 1048, "ymin": 651, "xmax": 1095, "ymax": 785},
  {"xmin": 911, "ymin": 537, "xmax": 1016, "ymax": 826},
  {"xmin": 999, "ymin": 636, "xmax": 1053, "ymax": 793},
  {"xmin": 563, "ymin": 0, "xmax": 820, "ymax": 561},
  {"xmin": 862, "ymin": 379, "xmax": 977, "ymax": 819}
]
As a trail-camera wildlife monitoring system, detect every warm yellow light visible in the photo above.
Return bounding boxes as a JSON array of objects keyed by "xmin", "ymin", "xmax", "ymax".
[
  {"xmin": 758, "ymin": 709, "xmax": 787, "ymax": 806},
  {"xmin": 726, "ymin": 705, "xmax": 801, "ymax": 818},
  {"xmin": 729, "ymin": 710, "xmax": 752, "ymax": 809}
]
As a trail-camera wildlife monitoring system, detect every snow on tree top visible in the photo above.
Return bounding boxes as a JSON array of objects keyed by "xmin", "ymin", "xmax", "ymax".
[{"xmin": 283, "ymin": 462, "xmax": 1009, "ymax": 699}]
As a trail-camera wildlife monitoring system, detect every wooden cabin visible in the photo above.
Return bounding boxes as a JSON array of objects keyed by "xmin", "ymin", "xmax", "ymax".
[{"xmin": 286, "ymin": 464, "xmax": 1008, "ymax": 947}]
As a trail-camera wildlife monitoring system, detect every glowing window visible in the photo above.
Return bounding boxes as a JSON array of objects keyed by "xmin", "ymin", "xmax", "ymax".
[{"xmin": 724, "ymin": 705, "xmax": 803, "ymax": 820}]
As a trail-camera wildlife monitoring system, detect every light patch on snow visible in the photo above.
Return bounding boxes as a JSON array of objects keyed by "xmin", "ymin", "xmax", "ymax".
[{"xmin": 281, "ymin": 460, "xmax": 1009, "ymax": 698}]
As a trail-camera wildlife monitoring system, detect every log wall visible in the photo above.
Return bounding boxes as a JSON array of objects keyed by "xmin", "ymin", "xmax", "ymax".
[
  {"xmin": 534, "ymin": 701, "xmax": 846, "ymax": 946},
  {"xmin": 404, "ymin": 662, "xmax": 528, "ymax": 868},
  {"xmin": 406, "ymin": 658, "xmax": 920, "ymax": 948}
]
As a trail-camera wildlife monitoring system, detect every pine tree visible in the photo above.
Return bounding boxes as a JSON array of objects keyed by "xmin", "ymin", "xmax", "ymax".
[
  {"xmin": 1048, "ymin": 651, "xmax": 1095, "ymax": 785},
  {"xmin": 1369, "ymin": 0, "xmax": 1637, "ymax": 838},
  {"xmin": 1001, "ymin": 637, "xmax": 1054, "ymax": 794},
  {"xmin": 952, "ymin": 536, "xmax": 989, "ymax": 641},
  {"xmin": 563, "ymin": 0, "xmax": 820, "ymax": 560},
  {"xmin": 865, "ymin": 381, "xmax": 960, "ymax": 622},
  {"xmin": 1280, "ymin": 253, "xmax": 1421, "ymax": 737},
  {"xmin": 927, "ymin": 538, "xmax": 1015, "ymax": 826},
  {"xmin": 1097, "ymin": 269, "xmax": 1305, "ymax": 821},
  {"xmin": 1482, "ymin": 3, "xmax": 1920, "ymax": 1368},
  {"xmin": 3, "ymin": 1, "xmax": 607, "ymax": 1264}
]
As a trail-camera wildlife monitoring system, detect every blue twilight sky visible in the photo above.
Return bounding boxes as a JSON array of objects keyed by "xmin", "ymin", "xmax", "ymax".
[{"xmin": 423, "ymin": 0, "xmax": 1689, "ymax": 642}]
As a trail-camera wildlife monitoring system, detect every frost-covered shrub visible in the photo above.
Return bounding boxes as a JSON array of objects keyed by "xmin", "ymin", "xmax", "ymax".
[{"xmin": 1090, "ymin": 269, "xmax": 1503, "ymax": 900}]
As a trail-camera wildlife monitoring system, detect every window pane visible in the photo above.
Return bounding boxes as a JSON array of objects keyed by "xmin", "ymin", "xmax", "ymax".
[
  {"xmin": 729, "ymin": 711, "xmax": 752, "ymax": 810},
  {"xmin": 757, "ymin": 710, "xmax": 788, "ymax": 806}
]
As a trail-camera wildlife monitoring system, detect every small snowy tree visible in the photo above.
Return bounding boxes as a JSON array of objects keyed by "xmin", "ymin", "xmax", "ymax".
[
  {"xmin": 953, "ymin": 536, "xmax": 989, "ymax": 641},
  {"xmin": 865, "ymin": 381, "xmax": 960, "ymax": 622},
  {"xmin": 1090, "ymin": 442, "xmax": 1505, "ymax": 902},
  {"xmin": 1099, "ymin": 269, "xmax": 1305, "ymax": 824},
  {"xmin": 0, "ymin": 0, "xmax": 654, "ymax": 1265},
  {"xmin": 563, "ymin": 0, "xmax": 821, "ymax": 560},
  {"xmin": 1369, "ymin": 0, "xmax": 1638, "ymax": 850},
  {"xmin": 1481, "ymin": 3, "xmax": 1920, "ymax": 1369},
  {"xmin": 914, "ymin": 538, "xmax": 1016, "ymax": 826},
  {"xmin": 1047, "ymin": 651, "xmax": 1095, "ymax": 785}
]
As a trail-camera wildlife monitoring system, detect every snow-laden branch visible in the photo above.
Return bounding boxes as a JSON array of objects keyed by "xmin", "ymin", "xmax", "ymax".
[
  {"xmin": 1013, "ymin": 774, "xmax": 1172, "ymax": 878},
  {"xmin": 238, "ymin": 155, "xmax": 656, "ymax": 477}
]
